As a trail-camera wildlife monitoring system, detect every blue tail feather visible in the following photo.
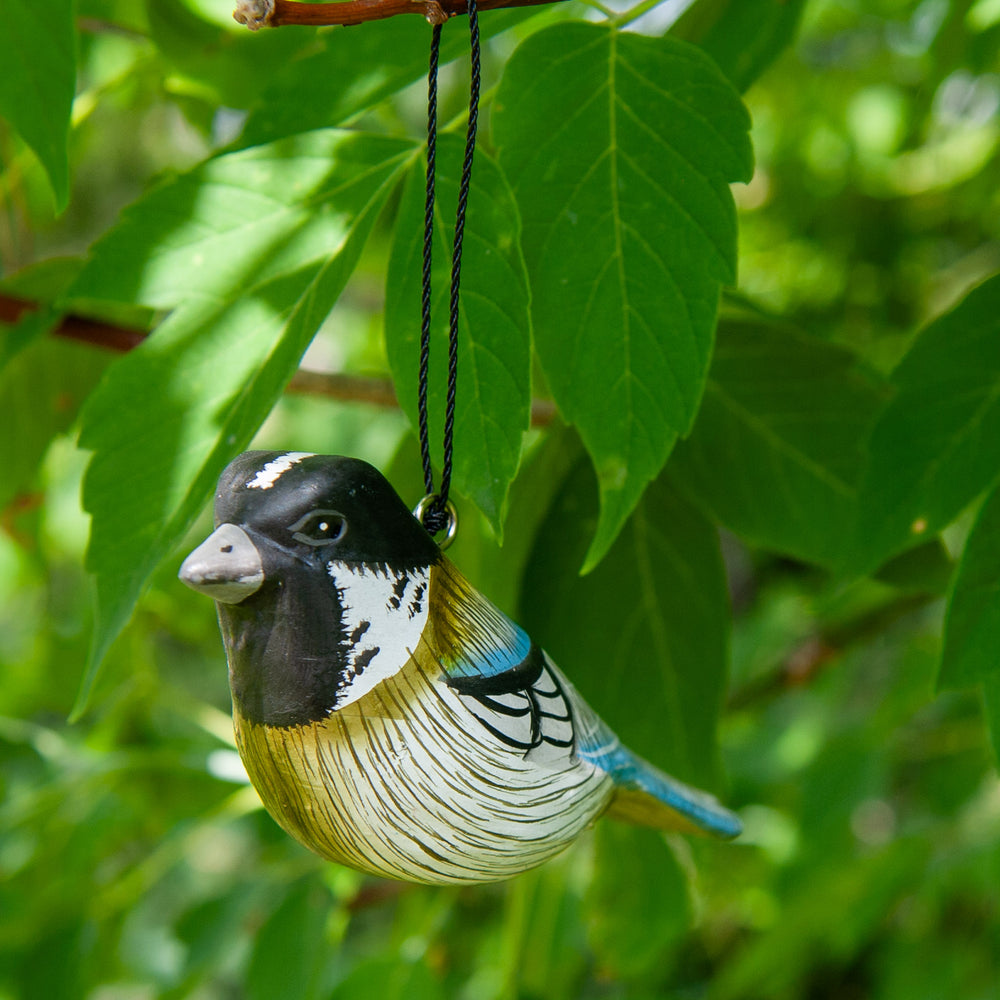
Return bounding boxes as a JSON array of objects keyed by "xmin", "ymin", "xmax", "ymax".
[{"xmin": 580, "ymin": 738, "xmax": 742, "ymax": 840}]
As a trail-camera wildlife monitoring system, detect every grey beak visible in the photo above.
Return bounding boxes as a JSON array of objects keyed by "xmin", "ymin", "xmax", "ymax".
[{"xmin": 179, "ymin": 523, "xmax": 264, "ymax": 604}]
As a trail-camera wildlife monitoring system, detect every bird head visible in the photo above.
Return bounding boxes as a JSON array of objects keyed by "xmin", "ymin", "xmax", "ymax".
[{"xmin": 179, "ymin": 452, "xmax": 440, "ymax": 726}]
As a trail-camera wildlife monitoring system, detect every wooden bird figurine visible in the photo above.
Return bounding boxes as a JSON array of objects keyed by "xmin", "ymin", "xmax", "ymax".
[{"xmin": 180, "ymin": 452, "xmax": 741, "ymax": 884}]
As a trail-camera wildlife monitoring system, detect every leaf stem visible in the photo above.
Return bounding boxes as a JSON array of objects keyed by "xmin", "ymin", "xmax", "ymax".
[
  {"xmin": 614, "ymin": 0, "xmax": 670, "ymax": 28},
  {"xmin": 577, "ymin": 0, "xmax": 618, "ymax": 19}
]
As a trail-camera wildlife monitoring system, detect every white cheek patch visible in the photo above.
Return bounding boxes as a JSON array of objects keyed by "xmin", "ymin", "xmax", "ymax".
[
  {"xmin": 246, "ymin": 452, "xmax": 314, "ymax": 490},
  {"xmin": 328, "ymin": 563, "xmax": 430, "ymax": 709}
]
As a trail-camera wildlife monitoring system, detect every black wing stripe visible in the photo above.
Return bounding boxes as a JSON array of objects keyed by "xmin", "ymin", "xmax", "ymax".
[
  {"xmin": 465, "ymin": 709, "xmax": 536, "ymax": 751},
  {"xmin": 446, "ymin": 643, "xmax": 546, "ymax": 697},
  {"xmin": 477, "ymin": 694, "xmax": 533, "ymax": 718},
  {"xmin": 537, "ymin": 709, "xmax": 572, "ymax": 722},
  {"xmin": 537, "ymin": 734, "xmax": 574, "ymax": 749},
  {"xmin": 451, "ymin": 646, "xmax": 577, "ymax": 755}
]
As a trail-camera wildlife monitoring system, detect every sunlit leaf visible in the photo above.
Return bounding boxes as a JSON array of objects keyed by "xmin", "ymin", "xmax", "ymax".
[
  {"xmin": 495, "ymin": 22, "xmax": 753, "ymax": 568},
  {"xmin": 71, "ymin": 130, "xmax": 416, "ymax": 715},
  {"xmin": 240, "ymin": 9, "xmax": 538, "ymax": 146},
  {"xmin": 147, "ymin": 0, "xmax": 314, "ymax": 109},
  {"xmin": 0, "ymin": 0, "xmax": 76, "ymax": 208}
]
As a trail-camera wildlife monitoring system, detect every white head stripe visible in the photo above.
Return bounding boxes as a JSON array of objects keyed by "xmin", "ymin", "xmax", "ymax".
[{"xmin": 246, "ymin": 452, "xmax": 314, "ymax": 490}]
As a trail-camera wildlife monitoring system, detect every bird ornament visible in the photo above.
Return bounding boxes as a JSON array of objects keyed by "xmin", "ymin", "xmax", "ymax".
[{"xmin": 180, "ymin": 451, "xmax": 741, "ymax": 885}]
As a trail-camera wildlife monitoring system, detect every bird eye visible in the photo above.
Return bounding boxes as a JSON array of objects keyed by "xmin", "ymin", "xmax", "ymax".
[{"xmin": 288, "ymin": 509, "xmax": 347, "ymax": 546}]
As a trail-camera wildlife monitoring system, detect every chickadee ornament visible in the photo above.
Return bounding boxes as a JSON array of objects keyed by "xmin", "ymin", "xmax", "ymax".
[{"xmin": 180, "ymin": 451, "xmax": 741, "ymax": 885}]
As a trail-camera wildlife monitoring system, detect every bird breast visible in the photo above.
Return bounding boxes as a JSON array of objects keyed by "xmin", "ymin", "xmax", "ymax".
[{"xmin": 233, "ymin": 617, "xmax": 614, "ymax": 884}]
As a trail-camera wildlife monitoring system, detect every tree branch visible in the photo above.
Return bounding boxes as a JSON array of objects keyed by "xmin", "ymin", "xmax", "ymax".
[
  {"xmin": 233, "ymin": 0, "xmax": 564, "ymax": 30},
  {"xmin": 0, "ymin": 294, "xmax": 146, "ymax": 352},
  {"xmin": 0, "ymin": 293, "xmax": 557, "ymax": 426},
  {"xmin": 726, "ymin": 592, "xmax": 937, "ymax": 711}
]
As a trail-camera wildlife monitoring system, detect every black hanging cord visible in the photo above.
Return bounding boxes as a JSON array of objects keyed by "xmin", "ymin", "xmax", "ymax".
[
  {"xmin": 417, "ymin": 21, "xmax": 442, "ymax": 512},
  {"xmin": 416, "ymin": 0, "xmax": 481, "ymax": 540}
]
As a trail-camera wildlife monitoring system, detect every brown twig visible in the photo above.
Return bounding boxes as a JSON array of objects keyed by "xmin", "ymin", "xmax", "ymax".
[
  {"xmin": 726, "ymin": 592, "xmax": 937, "ymax": 711},
  {"xmin": 0, "ymin": 293, "xmax": 557, "ymax": 426},
  {"xmin": 0, "ymin": 294, "xmax": 146, "ymax": 352},
  {"xmin": 233, "ymin": 0, "xmax": 563, "ymax": 30}
]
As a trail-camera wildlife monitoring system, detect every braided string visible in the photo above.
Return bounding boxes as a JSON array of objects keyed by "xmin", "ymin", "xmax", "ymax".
[
  {"xmin": 416, "ymin": 0, "xmax": 480, "ymax": 538},
  {"xmin": 417, "ymin": 22, "xmax": 442, "ymax": 510}
]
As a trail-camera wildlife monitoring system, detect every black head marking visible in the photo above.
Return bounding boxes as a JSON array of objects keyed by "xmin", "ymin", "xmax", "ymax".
[
  {"xmin": 215, "ymin": 452, "xmax": 440, "ymax": 569},
  {"xmin": 212, "ymin": 452, "xmax": 439, "ymax": 728}
]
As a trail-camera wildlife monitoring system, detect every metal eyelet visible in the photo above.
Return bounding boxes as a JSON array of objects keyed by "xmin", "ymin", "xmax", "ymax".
[{"xmin": 412, "ymin": 494, "xmax": 459, "ymax": 550}]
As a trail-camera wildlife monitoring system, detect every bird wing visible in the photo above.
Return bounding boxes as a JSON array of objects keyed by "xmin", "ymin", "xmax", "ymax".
[
  {"xmin": 431, "ymin": 560, "xmax": 576, "ymax": 758},
  {"xmin": 430, "ymin": 559, "xmax": 741, "ymax": 837},
  {"xmin": 445, "ymin": 643, "xmax": 576, "ymax": 757}
]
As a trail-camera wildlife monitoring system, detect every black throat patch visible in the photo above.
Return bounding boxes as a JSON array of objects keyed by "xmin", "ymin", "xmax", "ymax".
[{"xmin": 219, "ymin": 566, "xmax": 350, "ymax": 728}]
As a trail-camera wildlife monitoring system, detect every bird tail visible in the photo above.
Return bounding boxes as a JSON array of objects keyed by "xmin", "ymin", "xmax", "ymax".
[
  {"xmin": 602, "ymin": 748, "xmax": 743, "ymax": 839},
  {"xmin": 551, "ymin": 659, "xmax": 742, "ymax": 839}
]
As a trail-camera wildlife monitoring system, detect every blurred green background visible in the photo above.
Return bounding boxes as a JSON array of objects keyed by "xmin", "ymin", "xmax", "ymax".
[{"xmin": 3, "ymin": 1, "xmax": 1000, "ymax": 998}]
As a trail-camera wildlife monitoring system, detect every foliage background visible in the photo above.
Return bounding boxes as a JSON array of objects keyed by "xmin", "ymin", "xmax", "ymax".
[{"xmin": 2, "ymin": 0, "xmax": 1000, "ymax": 997}]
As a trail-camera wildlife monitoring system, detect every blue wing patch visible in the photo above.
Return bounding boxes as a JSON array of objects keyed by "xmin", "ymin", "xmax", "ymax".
[
  {"xmin": 579, "ymin": 734, "xmax": 742, "ymax": 839},
  {"xmin": 431, "ymin": 562, "xmax": 574, "ymax": 756},
  {"xmin": 447, "ymin": 644, "xmax": 576, "ymax": 756},
  {"xmin": 439, "ymin": 602, "xmax": 532, "ymax": 681},
  {"xmin": 443, "ymin": 620, "xmax": 532, "ymax": 681}
]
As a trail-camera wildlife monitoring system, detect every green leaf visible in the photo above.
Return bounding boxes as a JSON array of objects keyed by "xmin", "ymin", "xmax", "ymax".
[
  {"xmin": 0, "ymin": 0, "xmax": 76, "ymax": 209},
  {"xmin": 241, "ymin": 10, "xmax": 538, "ymax": 147},
  {"xmin": 586, "ymin": 824, "xmax": 690, "ymax": 978},
  {"xmin": 0, "ymin": 304, "xmax": 57, "ymax": 372},
  {"xmin": 387, "ymin": 423, "xmax": 582, "ymax": 617},
  {"xmin": 710, "ymin": 840, "xmax": 930, "ymax": 1000},
  {"xmin": 521, "ymin": 457, "xmax": 730, "ymax": 790},
  {"xmin": 0, "ymin": 336, "xmax": 109, "ymax": 511},
  {"xmin": 328, "ymin": 957, "xmax": 444, "ymax": 1000},
  {"xmin": 672, "ymin": 0, "xmax": 807, "ymax": 92},
  {"xmin": 68, "ymin": 130, "xmax": 414, "ymax": 309},
  {"xmin": 940, "ymin": 483, "xmax": 1000, "ymax": 690},
  {"xmin": 494, "ymin": 23, "xmax": 753, "ymax": 568},
  {"xmin": 384, "ymin": 138, "xmax": 531, "ymax": 534},
  {"xmin": 466, "ymin": 423, "xmax": 585, "ymax": 613},
  {"xmin": 873, "ymin": 539, "xmax": 953, "ymax": 596},
  {"xmin": 669, "ymin": 318, "xmax": 887, "ymax": 568},
  {"xmin": 983, "ymin": 675, "xmax": 1000, "ymax": 769},
  {"xmin": 1, "ymin": 258, "xmax": 86, "ymax": 370},
  {"xmin": 499, "ymin": 862, "xmax": 587, "ymax": 1000},
  {"xmin": 72, "ymin": 130, "xmax": 416, "ymax": 716},
  {"xmin": 845, "ymin": 275, "xmax": 1000, "ymax": 576},
  {"xmin": 147, "ymin": 0, "xmax": 315, "ymax": 110},
  {"xmin": 247, "ymin": 878, "xmax": 332, "ymax": 1000},
  {"xmin": 0, "ymin": 255, "xmax": 84, "ymax": 302}
]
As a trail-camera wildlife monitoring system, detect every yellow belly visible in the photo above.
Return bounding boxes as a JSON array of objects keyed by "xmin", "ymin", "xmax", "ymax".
[{"xmin": 234, "ymin": 645, "xmax": 612, "ymax": 884}]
